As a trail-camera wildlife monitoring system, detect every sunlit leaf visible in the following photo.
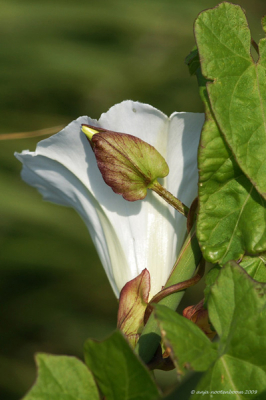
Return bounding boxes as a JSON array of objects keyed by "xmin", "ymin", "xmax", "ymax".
[
  {"xmin": 195, "ymin": 2, "xmax": 266, "ymax": 198},
  {"xmin": 194, "ymin": 48, "xmax": 266, "ymax": 264}
]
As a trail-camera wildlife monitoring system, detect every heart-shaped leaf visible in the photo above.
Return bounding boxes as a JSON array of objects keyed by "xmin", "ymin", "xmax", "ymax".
[
  {"xmin": 195, "ymin": 2, "xmax": 266, "ymax": 199},
  {"xmin": 192, "ymin": 48, "xmax": 266, "ymax": 264}
]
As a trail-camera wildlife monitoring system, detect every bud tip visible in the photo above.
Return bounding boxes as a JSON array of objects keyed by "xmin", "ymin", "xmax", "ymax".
[{"xmin": 81, "ymin": 125, "xmax": 99, "ymax": 140}]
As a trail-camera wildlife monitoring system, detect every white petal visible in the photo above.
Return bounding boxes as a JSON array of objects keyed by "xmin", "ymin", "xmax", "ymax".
[
  {"xmin": 15, "ymin": 101, "xmax": 204, "ymax": 299},
  {"xmin": 15, "ymin": 147, "xmax": 126, "ymax": 298}
]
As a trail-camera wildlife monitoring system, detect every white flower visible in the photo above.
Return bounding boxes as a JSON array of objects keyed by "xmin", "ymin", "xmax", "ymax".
[{"xmin": 15, "ymin": 101, "xmax": 204, "ymax": 299}]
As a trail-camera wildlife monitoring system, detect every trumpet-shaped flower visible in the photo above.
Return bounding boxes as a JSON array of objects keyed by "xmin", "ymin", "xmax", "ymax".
[{"xmin": 15, "ymin": 101, "xmax": 204, "ymax": 299}]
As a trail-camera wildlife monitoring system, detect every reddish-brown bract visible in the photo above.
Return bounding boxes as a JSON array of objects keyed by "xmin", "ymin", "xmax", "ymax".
[{"xmin": 82, "ymin": 124, "xmax": 169, "ymax": 201}]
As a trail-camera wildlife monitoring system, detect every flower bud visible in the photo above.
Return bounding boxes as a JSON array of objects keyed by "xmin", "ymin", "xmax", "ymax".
[
  {"xmin": 183, "ymin": 299, "xmax": 216, "ymax": 340},
  {"xmin": 117, "ymin": 269, "xmax": 150, "ymax": 347},
  {"xmin": 82, "ymin": 124, "xmax": 169, "ymax": 201}
]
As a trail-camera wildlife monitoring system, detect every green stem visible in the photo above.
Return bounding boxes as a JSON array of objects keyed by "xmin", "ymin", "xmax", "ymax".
[
  {"xmin": 135, "ymin": 224, "xmax": 201, "ymax": 363},
  {"xmin": 150, "ymin": 180, "xmax": 189, "ymax": 217}
]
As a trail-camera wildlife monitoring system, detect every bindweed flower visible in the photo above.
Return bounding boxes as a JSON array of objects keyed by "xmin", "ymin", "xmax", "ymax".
[{"xmin": 15, "ymin": 101, "xmax": 204, "ymax": 300}]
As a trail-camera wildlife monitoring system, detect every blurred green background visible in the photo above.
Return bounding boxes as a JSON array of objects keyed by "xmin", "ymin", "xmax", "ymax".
[{"xmin": 0, "ymin": 0, "xmax": 265, "ymax": 398}]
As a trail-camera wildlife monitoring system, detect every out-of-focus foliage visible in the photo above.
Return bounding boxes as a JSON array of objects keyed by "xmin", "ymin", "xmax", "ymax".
[
  {"xmin": 0, "ymin": 0, "xmax": 264, "ymax": 398},
  {"xmin": 23, "ymin": 354, "xmax": 100, "ymax": 400}
]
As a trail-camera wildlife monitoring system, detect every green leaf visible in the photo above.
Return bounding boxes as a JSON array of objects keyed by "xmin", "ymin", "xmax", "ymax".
[
  {"xmin": 84, "ymin": 330, "xmax": 161, "ymax": 400},
  {"xmin": 194, "ymin": 47, "xmax": 266, "ymax": 264},
  {"xmin": 195, "ymin": 2, "xmax": 266, "ymax": 198},
  {"xmin": 155, "ymin": 263, "xmax": 266, "ymax": 399},
  {"xmin": 204, "ymin": 265, "xmax": 220, "ymax": 303},
  {"xmin": 240, "ymin": 255, "xmax": 266, "ymax": 282},
  {"xmin": 208, "ymin": 261, "xmax": 266, "ymax": 342},
  {"xmin": 23, "ymin": 354, "xmax": 99, "ymax": 400},
  {"xmin": 154, "ymin": 305, "xmax": 218, "ymax": 374},
  {"xmin": 196, "ymin": 262, "xmax": 266, "ymax": 399}
]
